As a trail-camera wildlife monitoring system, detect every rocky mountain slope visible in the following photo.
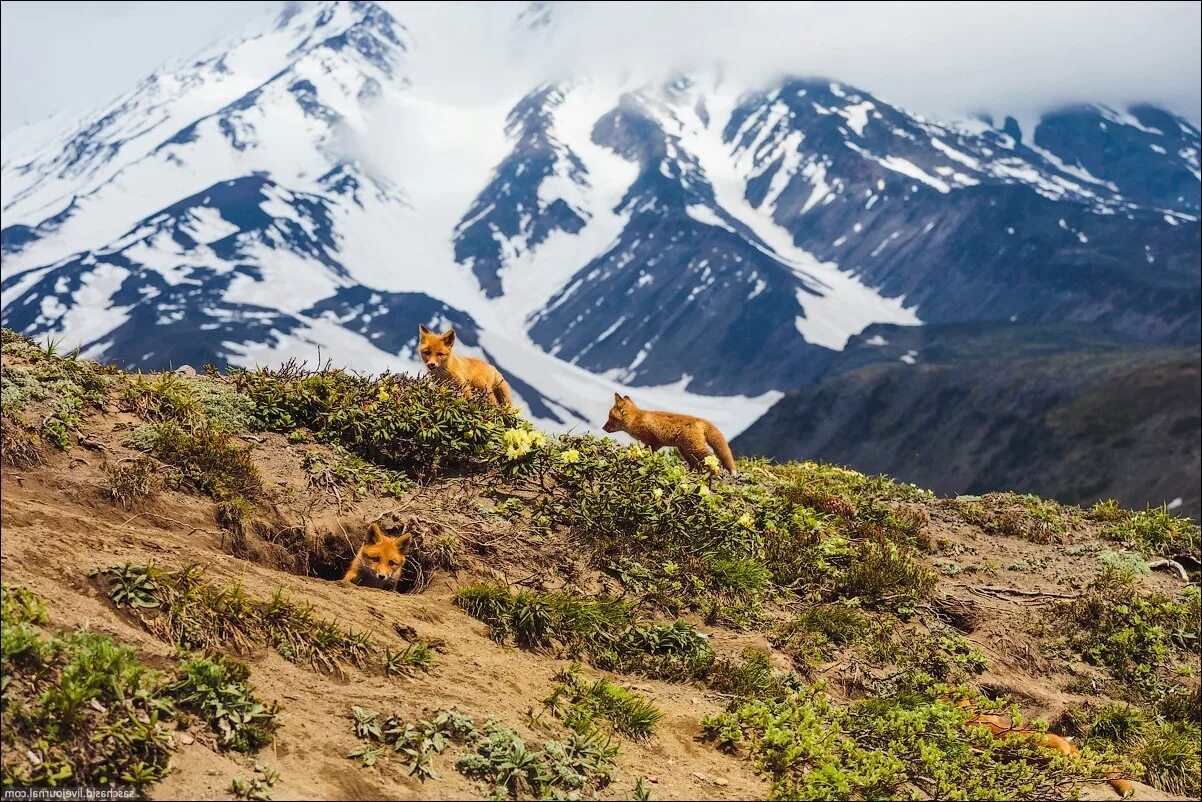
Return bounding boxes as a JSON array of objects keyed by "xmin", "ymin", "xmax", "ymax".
[{"xmin": 734, "ymin": 323, "xmax": 1202, "ymax": 519}]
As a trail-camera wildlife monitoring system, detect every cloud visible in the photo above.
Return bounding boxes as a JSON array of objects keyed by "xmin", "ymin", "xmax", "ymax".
[
  {"xmin": 382, "ymin": 0, "xmax": 1200, "ymax": 125},
  {"xmin": 3, "ymin": 0, "xmax": 1199, "ymax": 140}
]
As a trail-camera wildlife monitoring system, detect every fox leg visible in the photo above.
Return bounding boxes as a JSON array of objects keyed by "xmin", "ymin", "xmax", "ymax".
[{"xmin": 494, "ymin": 379, "xmax": 512, "ymax": 408}]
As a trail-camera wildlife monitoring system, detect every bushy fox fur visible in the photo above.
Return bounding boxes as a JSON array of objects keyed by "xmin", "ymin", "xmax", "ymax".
[
  {"xmin": 603, "ymin": 393, "xmax": 737, "ymax": 474},
  {"xmin": 342, "ymin": 523, "xmax": 413, "ymax": 591},
  {"xmin": 958, "ymin": 702, "xmax": 1134, "ymax": 798},
  {"xmin": 418, "ymin": 324, "xmax": 511, "ymax": 407}
]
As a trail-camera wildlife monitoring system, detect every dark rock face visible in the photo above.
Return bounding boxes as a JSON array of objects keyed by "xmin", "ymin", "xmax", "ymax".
[{"xmin": 734, "ymin": 323, "xmax": 1202, "ymax": 519}]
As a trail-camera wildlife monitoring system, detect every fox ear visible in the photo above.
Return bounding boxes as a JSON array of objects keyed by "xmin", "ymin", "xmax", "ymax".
[
  {"xmin": 367, "ymin": 522, "xmax": 386, "ymax": 544},
  {"xmin": 613, "ymin": 392, "xmax": 624, "ymax": 406},
  {"xmin": 394, "ymin": 533, "xmax": 414, "ymax": 554},
  {"xmin": 418, "ymin": 323, "xmax": 431, "ymax": 337},
  {"xmin": 442, "ymin": 328, "xmax": 456, "ymax": 347},
  {"xmin": 623, "ymin": 395, "xmax": 633, "ymax": 404}
]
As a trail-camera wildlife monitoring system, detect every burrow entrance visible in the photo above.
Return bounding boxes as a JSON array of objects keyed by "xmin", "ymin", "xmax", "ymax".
[{"xmin": 219, "ymin": 507, "xmax": 453, "ymax": 594}]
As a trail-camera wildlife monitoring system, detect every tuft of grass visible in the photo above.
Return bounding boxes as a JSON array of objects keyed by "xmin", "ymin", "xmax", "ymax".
[
  {"xmin": 0, "ymin": 413, "xmax": 41, "ymax": 467},
  {"xmin": 453, "ymin": 583, "xmax": 715, "ymax": 680},
  {"xmin": 103, "ymin": 456, "xmax": 163, "ymax": 510},
  {"xmin": 834, "ymin": 537, "xmax": 937, "ymax": 612},
  {"xmin": 384, "ymin": 643, "xmax": 437, "ymax": 675},
  {"xmin": 543, "ymin": 664, "xmax": 662, "ymax": 739},
  {"xmin": 92, "ymin": 564, "xmax": 373, "ymax": 676},
  {"xmin": 122, "ymin": 372, "xmax": 254, "ymax": 434},
  {"xmin": 134, "ymin": 422, "xmax": 262, "ymax": 501},
  {"xmin": 706, "ymin": 648, "xmax": 801, "ymax": 700},
  {"xmin": 770, "ymin": 603, "xmax": 868, "ymax": 673},
  {"xmin": 1099, "ymin": 504, "xmax": 1199, "ymax": 556}
]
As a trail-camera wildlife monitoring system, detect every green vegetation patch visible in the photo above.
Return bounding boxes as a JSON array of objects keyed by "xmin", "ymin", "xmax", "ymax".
[
  {"xmin": 453, "ymin": 583, "xmax": 714, "ymax": 680},
  {"xmin": 93, "ymin": 563, "xmax": 373, "ymax": 675},
  {"xmin": 702, "ymin": 683, "xmax": 1109, "ymax": 801},
  {"xmin": 232, "ymin": 364, "xmax": 524, "ymax": 480},
  {"xmin": 1061, "ymin": 564, "xmax": 1200, "ymax": 701},
  {"xmin": 2, "ymin": 584, "xmax": 275, "ymax": 791},
  {"xmin": 1093, "ymin": 502, "xmax": 1200, "ymax": 556},
  {"xmin": 543, "ymin": 664, "xmax": 662, "ymax": 739}
]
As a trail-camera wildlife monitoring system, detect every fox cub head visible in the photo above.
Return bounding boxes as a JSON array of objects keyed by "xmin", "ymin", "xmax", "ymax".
[
  {"xmin": 418, "ymin": 324, "xmax": 457, "ymax": 371},
  {"xmin": 351, "ymin": 523, "xmax": 413, "ymax": 590},
  {"xmin": 603, "ymin": 393, "xmax": 636, "ymax": 433}
]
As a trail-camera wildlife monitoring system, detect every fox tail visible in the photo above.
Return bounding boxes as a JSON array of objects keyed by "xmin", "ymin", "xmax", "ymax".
[{"xmin": 705, "ymin": 423, "xmax": 737, "ymax": 475}]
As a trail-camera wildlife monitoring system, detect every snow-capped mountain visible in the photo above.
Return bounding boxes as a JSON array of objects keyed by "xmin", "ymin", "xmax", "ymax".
[{"xmin": 3, "ymin": 0, "xmax": 1199, "ymax": 436}]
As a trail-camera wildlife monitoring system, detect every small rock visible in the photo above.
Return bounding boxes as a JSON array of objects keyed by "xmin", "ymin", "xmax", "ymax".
[
  {"xmin": 692, "ymin": 772, "xmax": 707, "ymax": 782},
  {"xmin": 645, "ymin": 776, "xmax": 659, "ymax": 784},
  {"xmin": 178, "ymin": 733, "xmax": 195, "ymax": 745},
  {"xmin": 174, "ymin": 365, "xmax": 197, "ymax": 376},
  {"xmin": 713, "ymin": 778, "xmax": 729, "ymax": 787}
]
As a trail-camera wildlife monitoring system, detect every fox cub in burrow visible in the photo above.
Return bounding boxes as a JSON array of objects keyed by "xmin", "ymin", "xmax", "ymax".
[
  {"xmin": 603, "ymin": 393, "xmax": 737, "ymax": 475},
  {"xmin": 418, "ymin": 324, "xmax": 511, "ymax": 407},
  {"xmin": 342, "ymin": 523, "xmax": 413, "ymax": 591}
]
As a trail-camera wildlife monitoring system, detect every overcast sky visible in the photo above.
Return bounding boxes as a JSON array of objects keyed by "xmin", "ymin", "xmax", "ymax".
[{"xmin": 2, "ymin": 0, "xmax": 1199, "ymax": 137}]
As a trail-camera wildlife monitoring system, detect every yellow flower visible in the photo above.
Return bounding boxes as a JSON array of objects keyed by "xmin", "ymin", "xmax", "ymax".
[
  {"xmin": 652, "ymin": 488, "xmax": 664, "ymax": 499},
  {"xmin": 377, "ymin": 388, "xmax": 391, "ymax": 402},
  {"xmin": 530, "ymin": 432, "xmax": 547, "ymax": 449},
  {"xmin": 697, "ymin": 484, "xmax": 711, "ymax": 497},
  {"xmin": 627, "ymin": 444, "xmax": 645, "ymax": 459},
  {"xmin": 704, "ymin": 454, "xmax": 721, "ymax": 474},
  {"xmin": 738, "ymin": 513, "xmax": 755, "ymax": 529},
  {"xmin": 560, "ymin": 449, "xmax": 581, "ymax": 464}
]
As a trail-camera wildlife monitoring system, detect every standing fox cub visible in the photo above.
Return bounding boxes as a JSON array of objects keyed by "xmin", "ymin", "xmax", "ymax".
[
  {"xmin": 342, "ymin": 523, "xmax": 413, "ymax": 591},
  {"xmin": 603, "ymin": 394, "xmax": 737, "ymax": 474},
  {"xmin": 418, "ymin": 324, "xmax": 511, "ymax": 407}
]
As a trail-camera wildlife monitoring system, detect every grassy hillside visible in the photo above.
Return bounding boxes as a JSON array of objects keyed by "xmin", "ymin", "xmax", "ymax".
[{"xmin": 1, "ymin": 329, "xmax": 1199, "ymax": 801}]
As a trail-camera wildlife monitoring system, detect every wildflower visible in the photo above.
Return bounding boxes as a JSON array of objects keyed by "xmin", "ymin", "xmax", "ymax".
[
  {"xmin": 738, "ymin": 513, "xmax": 755, "ymax": 529},
  {"xmin": 530, "ymin": 432, "xmax": 547, "ymax": 449},
  {"xmin": 697, "ymin": 484, "xmax": 711, "ymax": 498},
  {"xmin": 377, "ymin": 388, "xmax": 391, "ymax": 402},
  {"xmin": 627, "ymin": 444, "xmax": 645, "ymax": 459},
  {"xmin": 703, "ymin": 454, "xmax": 721, "ymax": 474},
  {"xmin": 652, "ymin": 488, "xmax": 664, "ymax": 500},
  {"xmin": 559, "ymin": 449, "xmax": 581, "ymax": 464}
]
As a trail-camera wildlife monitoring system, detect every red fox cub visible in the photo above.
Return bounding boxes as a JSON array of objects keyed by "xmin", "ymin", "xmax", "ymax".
[
  {"xmin": 960, "ymin": 704, "xmax": 1134, "ymax": 798},
  {"xmin": 602, "ymin": 393, "xmax": 737, "ymax": 475},
  {"xmin": 418, "ymin": 324, "xmax": 511, "ymax": 407},
  {"xmin": 342, "ymin": 523, "xmax": 413, "ymax": 591}
]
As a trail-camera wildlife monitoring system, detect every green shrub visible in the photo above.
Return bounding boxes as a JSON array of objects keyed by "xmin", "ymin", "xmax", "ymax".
[
  {"xmin": 122, "ymin": 372, "xmax": 253, "ymax": 433},
  {"xmin": 232, "ymin": 365, "xmax": 524, "ymax": 480},
  {"xmin": 701, "ymin": 685, "xmax": 1106, "ymax": 800},
  {"xmin": 168, "ymin": 655, "xmax": 278, "ymax": 752},
  {"xmin": 1062, "ymin": 568, "xmax": 1200, "ymax": 699}
]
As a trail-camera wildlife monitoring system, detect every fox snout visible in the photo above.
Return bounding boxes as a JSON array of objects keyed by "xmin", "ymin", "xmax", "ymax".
[
  {"xmin": 603, "ymin": 420, "xmax": 619, "ymax": 433},
  {"xmin": 425, "ymin": 360, "xmax": 440, "ymax": 370}
]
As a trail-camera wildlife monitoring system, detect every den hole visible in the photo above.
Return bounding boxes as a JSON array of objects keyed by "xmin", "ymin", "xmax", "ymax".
[{"xmin": 221, "ymin": 511, "xmax": 442, "ymax": 594}]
